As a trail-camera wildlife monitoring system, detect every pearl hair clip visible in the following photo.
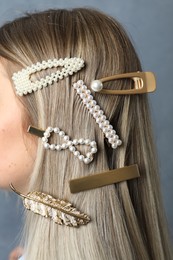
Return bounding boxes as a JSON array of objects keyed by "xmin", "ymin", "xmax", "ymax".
[
  {"xmin": 72, "ymin": 80, "xmax": 122, "ymax": 149},
  {"xmin": 12, "ymin": 57, "xmax": 85, "ymax": 96},
  {"xmin": 28, "ymin": 126, "xmax": 98, "ymax": 164},
  {"xmin": 90, "ymin": 71, "xmax": 156, "ymax": 94}
]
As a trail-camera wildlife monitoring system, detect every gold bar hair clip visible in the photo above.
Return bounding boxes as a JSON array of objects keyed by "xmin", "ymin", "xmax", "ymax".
[
  {"xmin": 69, "ymin": 164, "xmax": 140, "ymax": 193},
  {"xmin": 90, "ymin": 71, "xmax": 156, "ymax": 95},
  {"xmin": 28, "ymin": 125, "xmax": 44, "ymax": 137}
]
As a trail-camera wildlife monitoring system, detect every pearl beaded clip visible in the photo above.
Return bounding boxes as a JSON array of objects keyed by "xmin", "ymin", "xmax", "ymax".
[
  {"xmin": 12, "ymin": 57, "xmax": 84, "ymax": 96},
  {"xmin": 72, "ymin": 80, "xmax": 122, "ymax": 149},
  {"xmin": 42, "ymin": 126, "xmax": 98, "ymax": 164}
]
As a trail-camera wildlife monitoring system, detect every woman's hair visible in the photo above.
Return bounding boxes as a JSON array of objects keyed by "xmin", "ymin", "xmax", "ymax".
[{"xmin": 0, "ymin": 8, "xmax": 172, "ymax": 260}]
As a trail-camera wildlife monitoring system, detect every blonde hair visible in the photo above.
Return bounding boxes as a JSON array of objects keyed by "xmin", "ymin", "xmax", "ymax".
[{"xmin": 0, "ymin": 8, "xmax": 172, "ymax": 260}]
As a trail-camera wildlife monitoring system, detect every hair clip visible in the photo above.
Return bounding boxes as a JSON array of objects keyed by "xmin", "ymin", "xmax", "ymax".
[
  {"xmin": 69, "ymin": 164, "xmax": 140, "ymax": 193},
  {"xmin": 12, "ymin": 57, "xmax": 85, "ymax": 96},
  {"xmin": 72, "ymin": 80, "xmax": 122, "ymax": 149},
  {"xmin": 10, "ymin": 184, "xmax": 90, "ymax": 227},
  {"xmin": 90, "ymin": 71, "xmax": 156, "ymax": 94},
  {"xmin": 28, "ymin": 126, "xmax": 98, "ymax": 164}
]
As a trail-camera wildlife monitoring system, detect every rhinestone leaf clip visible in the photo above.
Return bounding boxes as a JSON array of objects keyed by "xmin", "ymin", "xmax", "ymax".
[{"xmin": 10, "ymin": 184, "xmax": 91, "ymax": 227}]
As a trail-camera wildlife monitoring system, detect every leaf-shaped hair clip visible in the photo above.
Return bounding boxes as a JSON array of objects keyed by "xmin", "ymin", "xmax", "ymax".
[
  {"xmin": 91, "ymin": 71, "xmax": 156, "ymax": 94},
  {"xmin": 10, "ymin": 184, "xmax": 90, "ymax": 227}
]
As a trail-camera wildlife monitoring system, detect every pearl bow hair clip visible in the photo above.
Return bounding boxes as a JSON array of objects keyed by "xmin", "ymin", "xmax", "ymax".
[{"xmin": 28, "ymin": 126, "xmax": 98, "ymax": 164}]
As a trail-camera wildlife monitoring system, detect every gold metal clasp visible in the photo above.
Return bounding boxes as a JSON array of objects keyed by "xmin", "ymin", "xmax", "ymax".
[
  {"xmin": 91, "ymin": 71, "xmax": 156, "ymax": 95},
  {"xmin": 69, "ymin": 164, "xmax": 140, "ymax": 193}
]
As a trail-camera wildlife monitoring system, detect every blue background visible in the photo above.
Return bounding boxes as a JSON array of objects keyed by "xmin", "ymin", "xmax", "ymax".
[{"xmin": 0, "ymin": 1, "xmax": 172, "ymax": 259}]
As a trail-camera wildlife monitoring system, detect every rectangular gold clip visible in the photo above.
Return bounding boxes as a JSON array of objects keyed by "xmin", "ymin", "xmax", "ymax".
[
  {"xmin": 27, "ymin": 125, "xmax": 44, "ymax": 137},
  {"xmin": 69, "ymin": 164, "xmax": 140, "ymax": 193}
]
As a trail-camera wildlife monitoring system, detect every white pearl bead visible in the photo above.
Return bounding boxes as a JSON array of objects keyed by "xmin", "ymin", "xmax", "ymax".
[
  {"xmin": 78, "ymin": 155, "xmax": 84, "ymax": 161},
  {"xmin": 110, "ymin": 129, "xmax": 116, "ymax": 135},
  {"xmin": 93, "ymin": 112, "xmax": 99, "ymax": 118},
  {"xmin": 73, "ymin": 83, "xmax": 78, "ymax": 89},
  {"xmin": 44, "ymin": 132, "xmax": 50, "ymax": 138},
  {"xmin": 91, "ymin": 147, "xmax": 97, "ymax": 153},
  {"xmin": 66, "ymin": 141, "xmax": 72, "ymax": 146},
  {"xmin": 90, "ymin": 141, "xmax": 97, "ymax": 147},
  {"xmin": 86, "ymin": 152, "xmax": 93, "ymax": 158},
  {"xmin": 116, "ymin": 140, "xmax": 122, "ymax": 146},
  {"xmin": 69, "ymin": 146, "xmax": 76, "ymax": 152},
  {"xmin": 100, "ymin": 115, "xmax": 106, "ymax": 120},
  {"xmin": 77, "ymin": 88, "xmax": 83, "ymax": 94},
  {"xmin": 80, "ymin": 93, "xmax": 86, "ymax": 99},
  {"xmin": 90, "ymin": 100, "xmax": 97, "ymax": 106},
  {"xmin": 89, "ymin": 108, "xmax": 95, "ymax": 114},
  {"xmin": 78, "ymin": 138, "xmax": 85, "ymax": 144},
  {"xmin": 86, "ymin": 89, "xmax": 91, "ymax": 95},
  {"xmin": 103, "ymin": 127, "xmax": 109, "ymax": 133},
  {"xmin": 61, "ymin": 143, "xmax": 68, "ymax": 149},
  {"xmin": 99, "ymin": 123, "xmax": 104, "ymax": 129},
  {"xmin": 63, "ymin": 135, "xmax": 70, "ymax": 141},
  {"xmin": 96, "ymin": 117, "xmax": 102, "ymax": 123},
  {"xmin": 81, "ymin": 85, "xmax": 87, "ymax": 90},
  {"xmin": 87, "ymin": 95, "xmax": 93, "ymax": 101},
  {"xmin": 44, "ymin": 143, "xmax": 50, "ymax": 149},
  {"xmin": 82, "ymin": 98, "xmax": 89, "ymax": 104},
  {"xmin": 84, "ymin": 157, "xmax": 92, "ymax": 164},
  {"xmin": 93, "ymin": 105, "xmax": 100, "ymax": 111},
  {"xmin": 105, "ymin": 132, "xmax": 112, "ymax": 138},
  {"xmin": 103, "ymin": 120, "xmax": 110, "ymax": 126},
  {"xmin": 59, "ymin": 131, "xmax": 65, "ymax": 137},
  {"xmin": 50, "ymin": 144, "xmax": 56, "ymax": 150},
  {"xmin": 56, "ymin": 145, "xmax": 61, "ymax": 151},
  {"xmin": 42, "ymin": 137, "xmax": 48, "ymax": 142},
  {"xmin": 86, "ymin": 103, "xmax": 92, "ymax": 109},
  {"xmin": 98, "ymin": 110, "xmax": 104, "ymax": 116},
  {"xmin": 73, "ymin": 151, "xmax": 80, "ymax": 156},
  {"xmin": 77, "ymin": 80, "xmax": 84, "ymax": 85},
  {"xmin": 84, "ymin": 139, "xmax": 91, "ymax": 145},
  {"xmin": 112, "ymin": 143, "xmax": 117, "ymax": 149},
  {"xmin": 54, "ymin": 127, "xmax": 60, "ymax": 133},
  {"xmin": 72, "ymin": 139, "xmax": 78, "ymax": 145},
  {"xmin": 108, "ymin": 138, "xmax": 115, "ymax": 144},
  {"xmin": 91, "ymin": 80, "xmax": 103, "ymax": 92},
  {"xmin": 107, "ymin": 125, "xmax": 113, "ymax": 130}
]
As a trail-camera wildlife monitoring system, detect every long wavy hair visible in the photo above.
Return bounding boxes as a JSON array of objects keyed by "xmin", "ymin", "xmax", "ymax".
[{"xmin": 0, "ymin": 8, "xmax": 172, "ymax": 260}]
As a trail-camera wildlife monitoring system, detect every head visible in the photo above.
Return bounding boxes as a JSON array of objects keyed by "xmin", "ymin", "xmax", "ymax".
[
  {"xmin": 0, "ymin": 8, "xmax": 172, "ymax": 260},
  {"xmin": 0, "ymin": 60, "xmax": 36, "ymax": 192},
  {"xmin": 0, "ymin": 8, "xmax": 141, "ymax": 191}
]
